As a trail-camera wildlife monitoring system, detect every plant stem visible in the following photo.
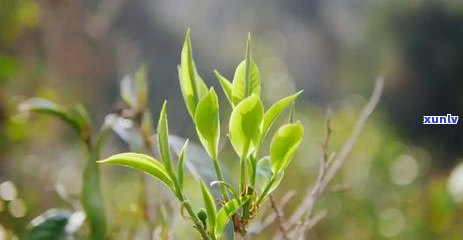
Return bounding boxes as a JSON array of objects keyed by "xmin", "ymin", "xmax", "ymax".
[
  {"xmin": 173, "ymin": 184, "xmax": 211, "ymax": 239},
  {"xmin": 240, "ymin": 157, "xmax": 246, "ymax": 195},
  {"xmin": 212, "ymin": 158, "xmax": 230, "ymax": 201},
  {"xmin": 82, "ymin": 141, "xmax": 107, "ymax": 240},
  {"xmin": 255, "ymin": 176, "xmax": 276, "ymax": 207}
]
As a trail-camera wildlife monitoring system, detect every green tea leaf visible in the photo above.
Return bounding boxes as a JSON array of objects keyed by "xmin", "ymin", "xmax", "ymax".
[
  {"xmin": 195, "ymin": 88, "xmax": 220, "ymax": 159},
  {"xmin": 26, "ymin": 209, "xmax": 73, "ymax": 240},
  {"xmin": 179, "ymin": 29, "xmax": 208, "ymax": 119},
  {"xmin": 261, "ymin": 90, "xmax": 303, "ymax": 143},
  {"xmin": 19, "ymin": 98, "xmax": 82, "ymax": 136},
  {"xmin": 69, "ymin": 104, "xmax": 91, "ymax": 141},
  {"xmin": 98, "ymin": 152, "xmax": 174, "ymax": 189},
  {"xmin": 157, "ymin": 101, "xmax": 175, "ymax": 177},
  {"xmin": 214, "ymin": 198, "xmax": 244, "ymax": 238},
  {"xmin": 135, "ymin": 64, "xmax": 148, "ymax": 110},
  {"xmin": 140, "ymin": 110, "xmax": 153, "ymax": 140},
  {"xmin": 210, "ymin": 181, "xmax": 240, "ymax": 203},
  {"xmin": 177, "ymin": 139, "xmax": 188, "ymax": 190},
  {"xmin": 214, "ymin": 70, "xmax": 233, "ymax": 106},
  {"xmin": 231, "ymin": 34, "xmax": 261, "ymax": 105},
  {"xmin": 229, "ymin": 95, "xmax": 263, "ymax": 159},
  {"xmin": 199, "ymin": 179, "xmax": 217, "ymax": 231},
  {"xmin": 270, "ymin": 122, "xmax": 304, "ymax": 174},
  {"xmin": 120, "ymin": 75, "xmax": 137, "ymax": 109},
  {"xmin": 256, "ymin": 157, "xmax": 283, "ymax": 194}
]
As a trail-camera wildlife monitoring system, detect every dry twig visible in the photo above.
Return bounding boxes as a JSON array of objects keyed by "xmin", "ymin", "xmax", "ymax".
[{"xmin": 286, "ymin": 77, "xmax": 384, "ymax": 238}]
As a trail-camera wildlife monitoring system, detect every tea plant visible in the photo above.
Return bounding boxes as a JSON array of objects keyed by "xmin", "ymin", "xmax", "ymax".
[
  {"xmin": 19, "ymin": 29, "xmax": 383, "ymax": 239},
  {"xmin": 99, "ymin": 30, "xmax": 304, "ymax": 239}
]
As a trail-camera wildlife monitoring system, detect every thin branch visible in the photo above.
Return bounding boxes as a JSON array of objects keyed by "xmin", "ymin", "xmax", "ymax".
[
  {"xmin": 248, "ymin": 191, "xmax": 296, "ymax": 235},
  {"xmin": 269, "ymin": 195, "xmax": 290, "ymax": 240},
  {"xmin": 287, "ymin": 77, "xmax": 384, "ymax": 234}
]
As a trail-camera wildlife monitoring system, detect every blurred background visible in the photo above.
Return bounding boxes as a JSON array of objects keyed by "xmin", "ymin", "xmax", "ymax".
[{"xmin": 1, "ymin": 0, "xmax": 463, "ymax": 239}]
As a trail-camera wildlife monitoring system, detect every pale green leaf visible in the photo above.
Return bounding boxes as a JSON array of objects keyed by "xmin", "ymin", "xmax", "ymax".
[
  {"xmin": 195, "ymin": 88, "xmax": 220, "ymax": 159},
  {"xmin": 229, "ymin": 95, "xmax": 263, "ymax": 159},
  {"xmin": 256, "ymin": 157, "xmax": 283, "ymax": 194},
  {"xmin": 140, "ymin": 110, "xmax": 153, "ymax": 139},
  {"xmin": 120, "ymin": 75, "xmax": 137, "ymax": 109},
  {"xmin": 270, "ymin": 122, "xmax": 304, "ymax": 174},
  {"xmin": 135, "ymin": 64, "xmax": 148, "ymax": 110},
  {"xmin": 179, "ymin": 29, "xmax": 208, "ymax": 119},
  {"xmin": 177, "ymin": 140, "xmax": 188, "ymax": 190},
  {"xmin": 157, "ymin": 101, "xmax": 175, "ymax": 177},
  {"xmin": 199, "ymin": 179, "xmax": 217, "ymax": 231},
  {"xmin": 261, "ymin": 90, "xmax": 303, "ymax": 143},
  {"xmin": 214, "ymin": 198, "xmax": 244, "ymax": 238},
  {"xmin": 231, "ymin": 34, "xmax": 261, "ymax": 105},
  {"xmin": 210, "ymin": 181, "xmax": 240, "ymax": 203},
  {"xmin": 98, "ymin": 152, "xmax": 174, "ymax": 189},
  {"xmin": 214, "ymin": 70, "xmax": 233, "ymax": 106}
]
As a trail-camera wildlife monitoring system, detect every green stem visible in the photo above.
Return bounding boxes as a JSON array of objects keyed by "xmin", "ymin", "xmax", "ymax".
[
  {"xmin": 82, "ymin": 142, "xmax": 107, "ymax": 240},
  {"xmin": 212, "ymin": 158, "xmax": 230, "ymax": 201},
  {"xmin": 256, "ymin": 176, "xmax": 277, "ymax": 207},
  {"xmin": 173, "ymin": 182, "xmax": 210, "ymax": 239},
  {"xmin": 240, "ymin": 157, "xmax": 246, "ymax": 195}
]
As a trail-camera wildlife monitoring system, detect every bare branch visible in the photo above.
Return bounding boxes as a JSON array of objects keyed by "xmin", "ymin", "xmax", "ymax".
[
  {"xmin": 269, "ymin": 195, "xmax": 290, "ymax": 240},
  {"xmin": 287, "ymin": 77, "xmax": 384, "ymax": 235}
]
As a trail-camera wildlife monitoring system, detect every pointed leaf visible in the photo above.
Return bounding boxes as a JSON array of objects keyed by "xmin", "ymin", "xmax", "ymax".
[
  {"xmin": 26, "ymin": 209, "xmax": 72, "ymax": 240},
  {"xmin": 231, "ymin": 34, "xmax": 261, "ymax": 105},
  {"xmin": 19, "ymin": 98, "xmax": 81, "ymax": 134},
  {"xmin": 103, "ymin": 114, "xmax": 144, "ymax": 150},
  {"xmin": 177, "ymin": 140, "xmax": 188, "ymax": 190},
  {"xmin": 262, "ymin": 90, "xmax": 303, "ymax": 142},
  {"xmin": 157, "ymin": 101, "xmax": 175, "ymax": 177},
  {"xmin": 214, "ymin": 70, "xmax": 233, "ymax": 106},
  {"xmin": 135, "ymin": 64, "xmax": 148, "ymax": 110},
  {"xmin": 195, "ymin": 88, "xmax": 220, "ymax": 159},
  {"xmin": 210, "ymin": 181, "xmax": 240, "ymax": 203},
  {"xmin": 140, "ymin": 110, "xmax": 153, "ymax": 140},
  {"xmin": 179, "ymin": 29, "xmax": 208, "ymax": 119},
  {"xmin": 98, "ymin": 152, "xmax": 174, "ymax": 189},
  {"xmin": 270, "ymin": 122, "xmax": 304, "ymax": 174},
  {"xmin": 256, "ymin": 157, "xmax": 283, "ymax": 194},
  {"xmin": 199, "ymin": 179, "xmax": 217, "ymax": 231},
  {"xmin": 229, "ymin": 95, "xmax": 263, "ymax": 159},
  {"xmin": 120, "ymin": 75, "xmax": 137, "ymax": 109},
  {"xmin": 169, "ymin": 135, "xmax": 217, "ymax": 184},
  {"xmin": 214, "ymin": 198, "xmax": 245, "ymax": 238}
]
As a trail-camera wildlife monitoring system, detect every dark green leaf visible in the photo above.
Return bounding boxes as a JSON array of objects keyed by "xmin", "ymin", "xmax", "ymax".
[
  {"xmin": 19, "ymin": 98, "xmax": 81, "ymax": 135},
  {"xmin": 26, "ymin": 209, "xmax": 73, "ymax": 240}
]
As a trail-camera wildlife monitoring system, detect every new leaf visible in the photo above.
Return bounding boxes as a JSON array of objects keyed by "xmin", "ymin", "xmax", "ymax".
[
  {"xmin": 229, "ymin": 95, "xmax": 264, "ymax": 159},
  {"xmin": 270, "ymin": 122, "xmax": 304, "ymax": 174},
  {"xmin": 195, "ymin": 88, "xmax": 220, "ymax": 160},
  {"xmin": 98, "ymin": 153, "xmax": 174, "ymax": 190},
  {"xmin": 179, "ymin": 29, "xmax": 208, "ymax": 119},
  {"xmin": 231, "ymin": 34, "xmax": 261, "ymax": 105}
]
